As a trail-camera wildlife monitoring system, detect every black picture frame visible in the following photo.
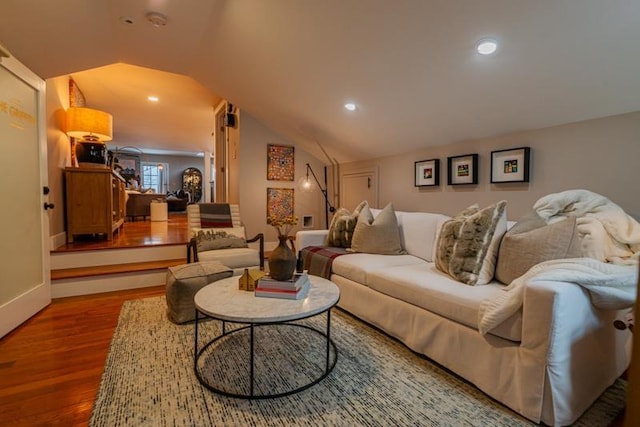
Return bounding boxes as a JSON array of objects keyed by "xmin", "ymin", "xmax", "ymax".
[
  {"xmin": 490, "ymin": 147, "xmax": 531, "ymax": 183},
  {"xmin": 414, "ymin": 159, "xmax": 440, "ymax": 187},
  {"xmin": 447, "ymin": 154, "xmax": 478, "ymax": 185}
]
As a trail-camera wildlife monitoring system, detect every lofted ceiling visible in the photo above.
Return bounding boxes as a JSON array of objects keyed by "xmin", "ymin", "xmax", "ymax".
[{"xmin": 1, "ymin": 0, "xmax": 639, "ymax": 163}]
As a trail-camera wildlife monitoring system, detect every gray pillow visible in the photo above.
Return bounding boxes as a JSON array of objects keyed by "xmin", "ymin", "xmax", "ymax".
[
  {"xmin": 326, "ymin": 200, "xmax": 368, "ymax": 247},
  {"xmin": 495, "ymin": 212, "xmax": 582, "ymax": 285},
  {"xmin": 350, "ymin": 203, "xmax": 406, "ymax": 255}
]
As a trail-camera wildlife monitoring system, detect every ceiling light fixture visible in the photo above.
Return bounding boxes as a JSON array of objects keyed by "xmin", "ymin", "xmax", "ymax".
[
  {"xmin": 344, "ymin": 103, "xmax": 357, "ymax": 111},
  {"xmin": 476, "ymin": 38, "xmax": 498, "ymax": 55},
  {"xmin": 146, "ymin": 12, "xmax": 168, "ymax": 28},
  {"xmin": 148, "ymin": 96, "xmax": 159, "ymax": 102}
]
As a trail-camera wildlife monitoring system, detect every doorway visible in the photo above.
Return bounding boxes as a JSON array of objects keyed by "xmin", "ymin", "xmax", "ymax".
[{"xmin": 341, "ymin": 167, "xmax": 379, "ymax": 210}]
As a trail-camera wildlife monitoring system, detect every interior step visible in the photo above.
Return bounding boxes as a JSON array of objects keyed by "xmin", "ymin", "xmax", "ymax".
[
  {"xmin": 50, "ymin": 245, "xmax": 187, "ymax": 299},
  {"xmin": 51, "ymin": 259, "xmax": 186, "ymax": 280},
  {"xmin": 50, "ymin": 244, "xmax": 186, "ymax": 270}
]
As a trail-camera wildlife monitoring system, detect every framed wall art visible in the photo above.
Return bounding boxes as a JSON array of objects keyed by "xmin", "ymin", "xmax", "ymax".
[
  {"xmin": 490, "ymin": 147, "xmax": 530, "ymax": 183},
  {"xmin": 447, "ymin": 154, "xmax": 478, "ymax": 185},
  {"xmin": 414, "ymin": 159, "xmax": 440, "ymax": 187},
  {"xmin": 266, "ymin": 187, "xmax": 294, "ymax": 223},
  {"xmin": 267, "ymin": 144, "xmax": 295, "ymax": 181}
]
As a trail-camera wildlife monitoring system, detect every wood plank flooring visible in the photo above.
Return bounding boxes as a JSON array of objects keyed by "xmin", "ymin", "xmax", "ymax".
[
  {"xmin": 52, "ymin": 213, "xmax": 189, "ymax": 252},
  {"xmin": 0, "ymin": 286, "xmax": 165, "ymax": 427}
]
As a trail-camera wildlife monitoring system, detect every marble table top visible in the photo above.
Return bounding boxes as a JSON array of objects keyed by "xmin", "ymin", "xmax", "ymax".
[{"xmin": 194, "ymin": 274, "xmax": 340, "ymax": 323}]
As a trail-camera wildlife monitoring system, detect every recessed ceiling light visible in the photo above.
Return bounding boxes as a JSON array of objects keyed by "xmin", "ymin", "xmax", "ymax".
[
  {"xmin": 148, "ymin": 96, "xmax": 159, "ymax": 102},
  {"xmin": 476, "ymin": 38, "xmax": 498, "ymax": 55},
  {"xmin": 344, "ymin": 103, "xmax": 357, "ymax": 111},
  {"xmin": 146, "ymin": 11, "xmax": 168, "ymax": 28}
]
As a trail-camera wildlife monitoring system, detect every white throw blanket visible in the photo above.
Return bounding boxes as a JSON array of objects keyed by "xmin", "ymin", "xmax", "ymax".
[
  {"xmin": 478, "ymin": 258, "xmax": 637, "ymax": 335},
  {"xmin": 479, "ymin": 189, "xmax": 640, "ymax": 335},
  {"xmin": 534, "ymin": 189, "xmax": 640, "ymax": 263}
]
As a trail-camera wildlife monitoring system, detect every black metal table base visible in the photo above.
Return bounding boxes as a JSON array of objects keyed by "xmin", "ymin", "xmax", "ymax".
[{"xmin": 194, "ymin": 309, "xmax": 337, "ymax": 399}]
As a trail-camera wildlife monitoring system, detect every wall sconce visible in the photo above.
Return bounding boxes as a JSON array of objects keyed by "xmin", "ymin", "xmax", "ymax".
[
  {"xmin": 66, "ymin": 107, "xmax": 113, "ymax": 168},
  {"xmin": 298, "ymin": 163, "xmax": 336, "ymax": 228}
]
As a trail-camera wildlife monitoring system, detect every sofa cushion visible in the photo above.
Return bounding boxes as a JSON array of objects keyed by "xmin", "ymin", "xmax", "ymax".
[
  {"xmin": 332, "ymin": 253, "xmax": 425, "ymax": 285},
  {"xmin": 366, "ymin": 263, "xmax": 522, "ymax": 342},
  {"xmin": 495, "ymin": 213, "xmax": 582, "ymax": 284},
  {"xmin": 325, "ymin": 200, "xmax": 368, "ymax": 247},
  {"xmin": 436, "ymin": 201, "xmax": 507, "ymax": 286},
  {"xmin": 351, "ymin": 203, "xmax": 406, "ymax": 255},
  {"xmin": 195, "ymin": 227, "xmax": 248, "ymax": 252}
]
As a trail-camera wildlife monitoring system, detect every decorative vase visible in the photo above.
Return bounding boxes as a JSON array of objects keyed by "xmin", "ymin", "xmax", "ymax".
[{"xmin": 268, "ymin": 235, "xmax": 296, "ymax": 281}]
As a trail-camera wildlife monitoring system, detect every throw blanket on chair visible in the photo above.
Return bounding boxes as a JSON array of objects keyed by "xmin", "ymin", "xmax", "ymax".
[
  {"xmin": 478, "ymin": 258, "xmax": 638, "ymax": 335},
  {"xmin": 301, "ymin": 246, "xmax": 349, "ymax": 279},
  {"xmin": 200, "ymin": 204, "xmax": 233, "ymax": 228}
]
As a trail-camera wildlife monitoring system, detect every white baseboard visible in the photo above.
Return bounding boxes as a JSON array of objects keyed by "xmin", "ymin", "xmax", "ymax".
[
  {"xmin": 51, "ymin": 270, "xmax": 167, "ymax": 299},
  {"xmin": 50, "ymin": 232, "xmax": 66, "ymax": 251},
  {"xmin": 50, "ymin": 245, "xmax": 185, "ymax": 270}
]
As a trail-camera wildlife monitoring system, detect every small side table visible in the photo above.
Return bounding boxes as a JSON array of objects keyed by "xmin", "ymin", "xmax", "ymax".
[{"xmin": 150, "ymin": 201, "xmax": 168, "ymax": 221}]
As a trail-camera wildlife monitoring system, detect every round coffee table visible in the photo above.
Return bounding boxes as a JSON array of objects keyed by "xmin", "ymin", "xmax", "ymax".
[{"xmin": 193, "ymin": 274, "xmax": 340, "ymax": 399}]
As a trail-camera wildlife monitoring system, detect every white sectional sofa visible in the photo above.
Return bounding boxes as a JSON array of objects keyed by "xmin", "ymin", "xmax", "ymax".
[{"xmin": 296, "ymin": 208, "xmax": 631, "ymax": 426}]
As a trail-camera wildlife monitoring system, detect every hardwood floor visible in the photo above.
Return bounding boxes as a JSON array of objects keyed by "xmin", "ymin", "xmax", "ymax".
[
  {"xmin": 0, "ymin": 286, "xmax": 165, "ymax": 427},
  {"xmin": 52, "ymin": 212, "xmax": 189, "ymax": 252}
]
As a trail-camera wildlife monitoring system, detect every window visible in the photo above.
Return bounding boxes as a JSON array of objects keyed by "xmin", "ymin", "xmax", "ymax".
[{"xmin": 141, "ymin": 162, "xmax": 169, "ymax": 194}]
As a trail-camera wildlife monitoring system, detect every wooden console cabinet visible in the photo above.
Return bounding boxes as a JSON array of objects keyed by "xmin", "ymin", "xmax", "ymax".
[{"xmin": 64, "ymin": 167, "xmax": 126, "ymax": 243}]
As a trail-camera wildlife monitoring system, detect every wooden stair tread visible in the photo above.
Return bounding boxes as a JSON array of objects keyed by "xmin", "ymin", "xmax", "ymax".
[{"xmin": 51, "ymin": 259, "xmax": 186, "ymax": 280}]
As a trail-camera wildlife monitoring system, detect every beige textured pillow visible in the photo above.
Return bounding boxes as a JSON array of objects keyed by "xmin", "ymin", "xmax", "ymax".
[
  {"xmin": 326, "ymin": 200, "xmax": 368, "ymax": 247},
  {"xmin": 196, "ymin": 227, "xmax": 248, "ymax": 252},
  {"xmin": 495, "ymin": 213, "xmax": 582, "ymax": 284},
  {"xmin": 436, "ymin": 201, "xmax": 507, "ymax": 285},
  {"xmin": 350, "ymin": 203, "xmax": 406, "ymax": 255}
]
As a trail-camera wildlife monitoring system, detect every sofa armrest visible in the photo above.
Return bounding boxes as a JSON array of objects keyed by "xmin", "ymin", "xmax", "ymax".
[
  {"xmin": 521, "ymin": 280, "xmax": 630, "ymax": 424},
  {"xmin": 295, "ymin": 230, "xmax": 328, "ymax": 251}
]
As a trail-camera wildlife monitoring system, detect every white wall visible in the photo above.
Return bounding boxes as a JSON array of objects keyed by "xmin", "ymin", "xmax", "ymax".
[
  {"xmin": 341, "ymin": 111, "xmax": 640, "ymax": 220},
  {"xmin": 239, "ymin": 112, "xmax": 327, "ymax": 246}
]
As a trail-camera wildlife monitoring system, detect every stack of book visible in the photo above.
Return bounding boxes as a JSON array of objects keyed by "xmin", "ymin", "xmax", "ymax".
[{"xmin": 254, "ymin": 273, "xmax": 311, "ymax": 300}]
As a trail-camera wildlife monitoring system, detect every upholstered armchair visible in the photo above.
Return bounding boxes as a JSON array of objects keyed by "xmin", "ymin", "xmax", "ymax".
[{"xmin": 186, "ymin": 203, "xmax": 264, "ymax": 274}]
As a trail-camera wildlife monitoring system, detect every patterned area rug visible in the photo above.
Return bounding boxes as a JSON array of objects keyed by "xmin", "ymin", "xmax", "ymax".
[{"xmin": 91, "ymin": 296, "xmax": 625, "ymax": 426}]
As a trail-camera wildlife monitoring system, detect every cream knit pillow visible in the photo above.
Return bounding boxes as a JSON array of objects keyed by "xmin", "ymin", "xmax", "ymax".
[{"xmin": 350, "ymin": 203, "xmax": 405, "ymax": 255}]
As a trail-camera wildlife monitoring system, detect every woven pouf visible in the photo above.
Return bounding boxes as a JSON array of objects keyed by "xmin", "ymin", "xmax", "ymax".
[{"xmin": 165, "ymin": 261, "xmax": 233, "ymax": 323}]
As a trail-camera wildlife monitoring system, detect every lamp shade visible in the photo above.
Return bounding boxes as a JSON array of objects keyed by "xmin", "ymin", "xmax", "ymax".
[{"xmin": 66, "ymin": 107, "xmax": 113, "ymax": 141}]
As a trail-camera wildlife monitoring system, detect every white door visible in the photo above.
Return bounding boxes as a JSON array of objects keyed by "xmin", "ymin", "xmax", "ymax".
[
  {"xmin": 341, "ymin": 169, "xmax": 379, "ymax": 211},
  {"xmin": 0, "ymin": 52, "xmax": 51, "ymax": 338}
]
